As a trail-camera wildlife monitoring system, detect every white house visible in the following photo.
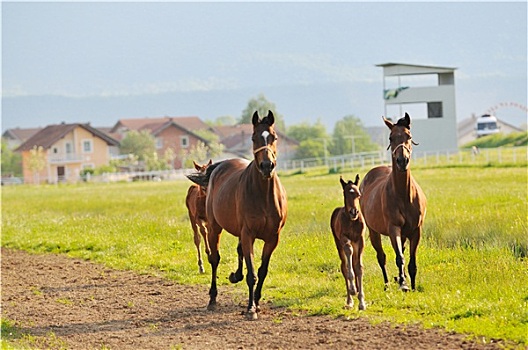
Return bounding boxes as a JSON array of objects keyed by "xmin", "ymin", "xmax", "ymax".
[{"xmin": 377, "ymin": 63, "xmax": 458, "ymax": 152}]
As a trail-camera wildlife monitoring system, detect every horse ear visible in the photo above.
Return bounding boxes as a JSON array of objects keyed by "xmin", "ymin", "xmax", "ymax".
[
  {"xmin": 339, "ymin": 176, "xmax": 347, "ymax": 189},
  {"xmin": 266, "ymin": 110, "xmax": 275, "ymax": 125},
  {"xmin": 354, "ymin": 174, "xmax": 360, "ymax": 186},
  {"xmin": 382, "ymin": 116, "xmax": 394, "ymax": 129},
  {"xmin": 402, "ymin": 112, "xmax": 411, "ymax": 128},
  {"xmin": 207, "ymin": 159, "xmax": 213, "ymax": 166},
  {"xmin": 252, "ymin": 111, "xmax": 260, "ymax": 126},
  {"xmin": 193, "ymin": 160, "xmax": 200, "ymax": 170}
]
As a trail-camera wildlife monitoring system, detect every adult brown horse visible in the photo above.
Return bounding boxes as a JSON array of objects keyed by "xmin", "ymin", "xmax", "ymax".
[
  {"xmin": 330, "ymin": 174, "xmax": 366, "ymax": 310},
  {"xmin": 185, "ymin": 159, "xmax": 212, "ymax": 273},
  {"xmin": 188, "ymin": 110, "xmax": 287, "ymax": 320},
  {"xmin": 360, "ymin": 113, "xmax": 427, "ymax": 291}
]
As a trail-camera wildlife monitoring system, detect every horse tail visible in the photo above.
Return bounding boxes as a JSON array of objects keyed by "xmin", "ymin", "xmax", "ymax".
[{"xmin": 186, "ymin": 161, "xmax": 222, "ymax": 187}]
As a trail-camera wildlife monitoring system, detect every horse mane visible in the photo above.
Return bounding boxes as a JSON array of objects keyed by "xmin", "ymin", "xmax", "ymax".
[{"xmin": 186, "ymin": 162, "xmax": 222, "ymax": 187}]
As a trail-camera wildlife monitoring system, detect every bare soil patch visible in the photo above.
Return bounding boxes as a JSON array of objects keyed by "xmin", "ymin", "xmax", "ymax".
[{"xmin": 2, "ymin": 248, "xmax": 504, "ymax": 349}]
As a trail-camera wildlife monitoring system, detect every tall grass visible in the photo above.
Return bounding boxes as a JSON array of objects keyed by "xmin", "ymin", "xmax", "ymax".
[{"xmin": 2, "ymin": 165, "xmax": 527, "ymax": 345}]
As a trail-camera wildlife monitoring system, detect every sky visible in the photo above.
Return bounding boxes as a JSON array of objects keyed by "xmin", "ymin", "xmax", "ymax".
[{"xmin": 2, "ymin": 1, "xmax": 527, "ymax": 132}]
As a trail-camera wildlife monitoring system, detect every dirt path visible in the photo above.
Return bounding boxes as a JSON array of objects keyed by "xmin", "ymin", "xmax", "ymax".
[{"xmin": 1, "ymin": 248, "xmax": 505, "ymax": 349}]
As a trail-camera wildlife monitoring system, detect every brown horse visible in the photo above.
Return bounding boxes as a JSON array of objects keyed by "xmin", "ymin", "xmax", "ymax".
[
  {"xmin": 359, "ymin": 113, "xmax": 427, "ymax": 291},
  {"xmin": 330, "ymin": 174, "xmax": 366, "ymax": 310},
  {"xmin": 185, "ymin": 159, "xmax": 212, "ymax": 273},
  {"xmin": 187, "ymin": 110, "xmax": 287, "ymax": 320}
]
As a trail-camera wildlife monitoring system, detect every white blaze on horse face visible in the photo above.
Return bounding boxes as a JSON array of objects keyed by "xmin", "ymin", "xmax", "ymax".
[{"xmin": 261, "ymin": 131, "xmax": 270, "ymax": 145}]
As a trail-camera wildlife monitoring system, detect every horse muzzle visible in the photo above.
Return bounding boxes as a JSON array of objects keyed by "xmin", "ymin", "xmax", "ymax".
[
  {"xmin": 349, "ymin": 208, "xmax": 360, "ymax": 220},
  {"xmin": 396, "ymin": 156, "xmax": 410, "ymax": 172},
  {"xmin": 259, "ymin": 160, "xmax": 275, "ymax": 178}
]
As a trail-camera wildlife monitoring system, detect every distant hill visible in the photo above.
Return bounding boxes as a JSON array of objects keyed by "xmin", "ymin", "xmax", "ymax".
[{"xmin": 1, "ymin": 82, "xmax": 381, "ymax": 133}]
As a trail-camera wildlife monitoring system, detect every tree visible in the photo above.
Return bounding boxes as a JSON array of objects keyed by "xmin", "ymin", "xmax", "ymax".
[
  {"xmin": 192, "ymin": 129, "xmax": 225, "ymax": 159},
  {"xmin": 28, "ymin": 145, "xmax": 47, "ymax": 184},
  {"xmin": 208, "ymin": 115, "xmax": 237, "ymax": 126},
  {"xmin": 1, "ymin": 139, "xmax": 22, "ymax": 176},
  {"xmin": 179, "ymin": 141, "xmax": 209, "ymax": 168},
  {"xmin": 287, "ymin": 120, "xmax": 328, "ymax": 142},
  {"xmin": 330, "ymin": 115, "xmax": 379, "ymax": 156},
  {"xmin": 294, "ymin": 139, "xmax": 327, "ymax": 160},
  {"xmin": 240, "ymin": 94, "xmax": 286, "ymax": 132},
  {"xmin": 287, "ymin": 120, "xmax": 330, "ymax": 160},
  {"xmin": 119, "ymin": 130, "xmax": 156, "ymax": 161}
]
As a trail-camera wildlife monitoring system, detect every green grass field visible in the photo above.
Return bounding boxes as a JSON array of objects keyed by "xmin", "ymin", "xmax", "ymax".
[{"xmin": 2, "ymin": 164, "xmax": 527, "ymax": 347}]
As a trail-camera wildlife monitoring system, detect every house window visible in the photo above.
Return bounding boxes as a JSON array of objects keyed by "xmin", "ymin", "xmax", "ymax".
[
  {"xmin": 65, "ymin": 142, "xmax": 73, "ymax": 154},
  {"xmin": 428, "ymin": 102, "xmax": 443, "ymax": 118},
  {"xmin": 156, "ymin": 137, "xmax": 163, "ymax": 149},
  {"xmin": 52, "ymin": 147, "xmax": 59, "ymax": 154},
  {"xmin": 181, "ymin": 136, "xmax": 189, "ymax": 148},
  {"xmin": 82, "ymin": 139, "xmax": 93, "ymax": 153}
]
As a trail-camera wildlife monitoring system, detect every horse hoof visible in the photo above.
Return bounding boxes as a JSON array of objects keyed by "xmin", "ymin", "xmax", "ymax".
[
  {"xmin": 207, "ymin": 302, "xmax": 217, "ymax": 311},
  {"xmin": 245, "ymin": 311, "xmax": 258, "ymax": 320},
  {"xmin": 358, "ymin": 302, "xmax": 366, "ymax": 311},
  {"xmin": 229, "ymin": 272, "xmax": 242, "ymax": 283},
  {"xmin": 199, "ymin": 267, "xmax": 205, "ymax": 274},
  {"xmin": 399, "ymin": 284, "xmax": 410, "ymax": 292}
]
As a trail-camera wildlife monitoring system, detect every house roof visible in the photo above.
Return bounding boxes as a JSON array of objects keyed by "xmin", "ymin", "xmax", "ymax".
[
  {"xmin": 109, "ymin": 116, "xmax": 214, "ymax": 145},
  {"xmin": 217, "ymin": 124, "xmax": 299, "ymax": 150},
  {"xmin": 2, "ymin": 127, "xmax": 43, "ymax": 142},
  {"xmin": 15, "ymin": 123, "xmax": 120, "ymax": 152},
  {"xmin": 376, "ymin": 62, "xmax": 457, "ymax": 76},
  {"xmin": 110, "ymin": 116, "xmax": 211, "ymax": 134}
]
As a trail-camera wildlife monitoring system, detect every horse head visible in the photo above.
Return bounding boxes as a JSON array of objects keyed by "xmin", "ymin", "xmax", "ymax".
[
  {"xmin": 193, "ymin": 159, "xmax": 213, "ymax": 174},
  {"xmin": 252, "ymin": 110, "xmax": 278, "ymax": 179},
  {"xmin": 192, "ymin": 159, "xmax": 213, "ymax": 191},
  {"xmin": 383, "ymin": 113, "xmax": 419, "ymax": 172},
  {"xmin": 187, "ymin": 159, "xmax": 218, "ymax": 188},
  {"xmin": 340, "ymin": 174, "xmax": 361, "ymax": 221}
]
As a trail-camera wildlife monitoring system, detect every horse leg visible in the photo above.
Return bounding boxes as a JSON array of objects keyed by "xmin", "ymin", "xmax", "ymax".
[
  {"xmin": 369, "ymin": 229, "xmax": 389, "ymax": 290},
  {"xmin": 190, "ymin": 216, "xmax": 205, "ymax": 274},
  {"xmin": 254, "ymin": 237, "xmax": 279, "ymax": 313},
  {"xmin": 343, "ymin": 241, "xmax": 357, "ymax": 303},
  {"xmin": 408, "ymin": 229, "xmax": 422, "ymax": 291},
  {"xmin": 353, "ymin": 239, "xmax": 366, "ymax": 310},
  {"xmin": 241, "ymin": 233, "xmax": 258, "ymax": 320},
  {"xmin": 199, "ymin": 219, "xmax": 210, "ymax": 256},
  {"xmin": 336, "ymin": 243, "xmax": 353, "ymax": 308},
  {"xmin": 388, "ymin": 226, "xmax": 409, "ymax": 292},
  {"xmin": 229, "ymin": 239, "xmax": 244, "ymax": 283},
  {"xmin": 207, "ymin": 221, "xmax": 223, "ymax": 310}
]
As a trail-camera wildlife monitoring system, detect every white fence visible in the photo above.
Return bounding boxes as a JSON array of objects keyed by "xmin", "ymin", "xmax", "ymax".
[
  {"xmin": 23, "ymin": 146, "xmax": 524, "ymax": 185},
  {"xmin": 277, "ymin": 146, "xmax": 527, "ymax": 173},
  {"xmin": 85, "ymin": 169, "xmax": 192, "ymax": 183}
]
